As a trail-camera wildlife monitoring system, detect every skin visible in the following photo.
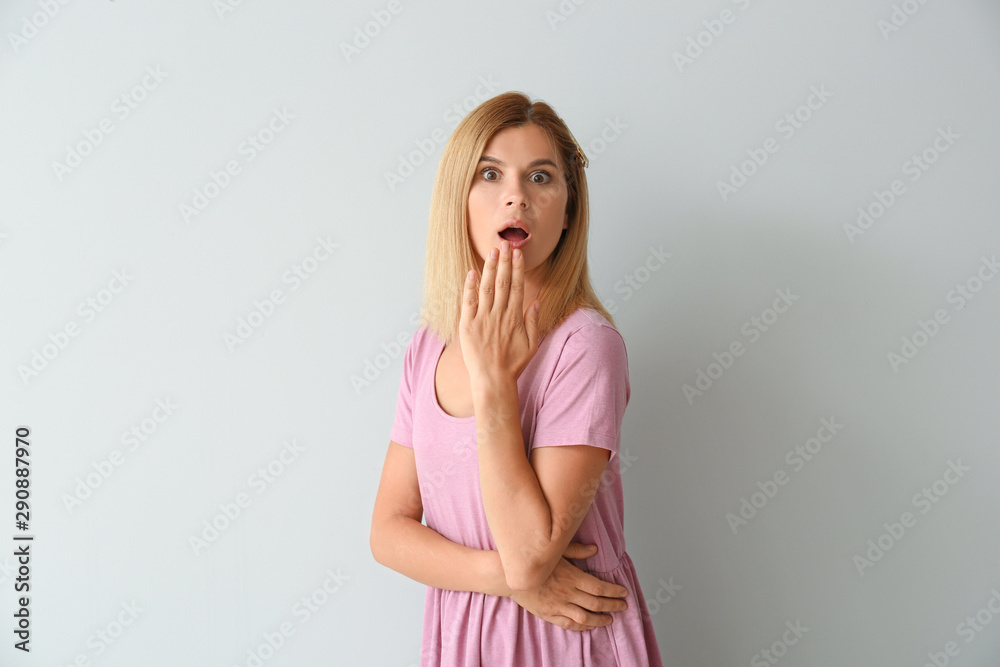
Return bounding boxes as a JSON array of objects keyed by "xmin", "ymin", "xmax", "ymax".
[
  {"xmin": 465, "ymin": 122, "xmax": 569, "ymax": 324},
  {"xmin": 457, "ymin": 124, "xmax": 629, "ymax": 629}
]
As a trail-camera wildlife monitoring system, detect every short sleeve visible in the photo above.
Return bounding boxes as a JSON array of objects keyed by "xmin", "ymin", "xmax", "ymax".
[
  {"xmin": 530, "ymin": 323, "xmax": 630, "ymax": 464},
  {"xmin": 389, "ymin": 329, "xmax": 420, "ymax": 448}
]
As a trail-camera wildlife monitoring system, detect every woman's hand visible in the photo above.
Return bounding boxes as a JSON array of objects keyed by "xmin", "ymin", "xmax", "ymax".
[
  {"xmin": 459, "ymin": 240, "xmax": 541, "ymax": 386},
  {"xmin": 508, "ymin": 542, "xmax": 630, "ymax": 632}
]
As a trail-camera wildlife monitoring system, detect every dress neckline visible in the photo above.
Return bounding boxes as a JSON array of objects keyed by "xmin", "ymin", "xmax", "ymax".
[{"xmin": 431, "ymin": 336, "xmax": 477, "ymax": 424}]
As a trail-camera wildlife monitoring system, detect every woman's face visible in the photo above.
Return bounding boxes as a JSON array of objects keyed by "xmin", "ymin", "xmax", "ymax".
[{"xmin": 466, "ymin": 123, "xmax": 569, "ymax": 279}]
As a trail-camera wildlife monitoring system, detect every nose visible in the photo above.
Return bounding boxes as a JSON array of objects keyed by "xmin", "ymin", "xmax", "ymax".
[{"xmin": 504, "ymin": 180, "xmax": 528, "ymax": 209}]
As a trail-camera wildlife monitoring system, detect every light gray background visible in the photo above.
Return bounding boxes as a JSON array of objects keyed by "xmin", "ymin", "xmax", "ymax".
[{"xmin": 2, "ymin": 1, "xmax": 999, "ymax": 665}]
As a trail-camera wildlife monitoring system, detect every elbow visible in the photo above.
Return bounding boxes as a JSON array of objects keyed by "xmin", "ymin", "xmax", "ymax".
[
  {"xmin": 369, "ymin": 529, "xmax": 383, "ymax": 565},
  {"xmin": 370, "ymin": 520, "xmax": 390, "ymax": 566},
  {"xmin": 371, "ymin": 515, "xmax": 414, "ymax": 567},
  {"xmin": 503, "ymin": 535, "xmax": 558, "ymax": 591}
]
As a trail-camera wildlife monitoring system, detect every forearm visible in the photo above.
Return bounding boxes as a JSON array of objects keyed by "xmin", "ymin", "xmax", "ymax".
[
  {"xmin": 473, "ymin": 377, "xmax": 553, "ymax": 590},
  {"xmin": 373, "ymin": 515, "xmax": 513, "ymax": 598}
]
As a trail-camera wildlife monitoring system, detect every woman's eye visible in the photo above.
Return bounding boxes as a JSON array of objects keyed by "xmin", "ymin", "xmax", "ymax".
[
  {"xmin": 481, "ymin": 168, "xmax": 500, "ymax": 181},
  {"xmin": 530, "ymin": 171, "xmax": 552, "ymax": 184}
]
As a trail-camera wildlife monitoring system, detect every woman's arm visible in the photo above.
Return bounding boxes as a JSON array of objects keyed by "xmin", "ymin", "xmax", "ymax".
[
  {"xmin": 375, "ymin": 516, "xmax": 629, "ymax": 632},
  {"xmin": 459, "ymin": 244, "xmax": 616, "ymax": 592},
  {"xmin": 371, "ymin": 441, "xmax": 629, "ymax": 629},
  {"xmin": 370, "ymin": 440, "xmax": 512, "ymax": 597},
  {"xmin": 473, "ymin": 380, "xmax": 609, "ymax": 591},
  {"xmin": 375, "ymin": 517, "xmax": 511, "ymax": 597}
]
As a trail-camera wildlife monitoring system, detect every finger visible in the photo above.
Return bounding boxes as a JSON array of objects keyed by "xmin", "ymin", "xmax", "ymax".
[
  {"xmin": 577, "ymin": 573, "xmax": 629, "ymax": 599},
  {"xmin": 460, "ymin": 268, "xmax": 478, "ymax": 327},
  {"xmin": 562, "ymin": 604, "xmax": 614, "ymax": 630},
  {"xmin": 478, "ymin": 246, "xmax": 498, "ymax": 315},
  {"xmin": 550, "ymin": 615, "xmax": 591, "ymax": 632},
  {"xmin": 494, "ymin": 241, "xmax": 513, "ymax": 315},
  {"xmin": 548, "ymin": 613, "xmax": 604, "ymax": 632},
  {"xmin": 562, "ymin": 542, "xmax": 598, "ymax": 558},
  {"xmin": 574, "ymin": 590, "xmax": 628, "ymax": 613},
  {"xmin": 507, "ymin": 245, "xmax": 523, "ymax": 318}
]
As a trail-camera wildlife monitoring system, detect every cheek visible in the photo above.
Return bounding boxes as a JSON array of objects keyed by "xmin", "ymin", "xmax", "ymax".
[
  {"xmin": 467, "ymin": 198, "xmax": 490, "ymax": 245},
  {"xmin": 538, "ymin": 184, "xmax": 566, "ymax": 211},
  {"xmin": 467, "ymin": 191, "xmax": 489, "ymax": 223},
  {"xmin": 541, "ymin": 192, "xmax": 568, "ymax": 221}
]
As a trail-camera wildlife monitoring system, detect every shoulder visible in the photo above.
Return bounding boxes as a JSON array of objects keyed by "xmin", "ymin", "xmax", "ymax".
[
  {"xmin": 399, "ymin": 324, "xmax": 442, "ymax": 373},
  {"xmin": 556, "ymin": 308, "xmax": 625, "ymax": 347},
  {"xmin": 406, "ymin": 323, "xmax": 444, "ymax": 352},
  {"xmin": 548, "ymin": 308, "xmax": 628, "ymax": 367},
  {"xmin": 538, "ymin": 308, "xmax": 631, "ymax": 404}
]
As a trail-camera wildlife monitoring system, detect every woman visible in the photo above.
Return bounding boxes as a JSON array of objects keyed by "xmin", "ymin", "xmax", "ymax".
[{"xmin": 371, "ymin": 91, "xmax": 663, "ymax": 666}]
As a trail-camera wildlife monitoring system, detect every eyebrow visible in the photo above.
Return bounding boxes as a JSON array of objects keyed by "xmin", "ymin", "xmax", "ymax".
[{"xmin": 478, "ymin": 155, "xmax": 560, "ymax": 170}]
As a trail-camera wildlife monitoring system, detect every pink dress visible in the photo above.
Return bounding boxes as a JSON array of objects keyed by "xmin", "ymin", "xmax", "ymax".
[{"xmin": 390, "ymin": 307, "xmax": 663, "ymax": 666}]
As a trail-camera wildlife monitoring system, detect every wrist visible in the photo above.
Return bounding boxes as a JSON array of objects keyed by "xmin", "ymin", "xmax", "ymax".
[
  {"xmin": 479, "ymin": 549, "xmax": 515, "ymax": 598},
  {"xmin": 470, "ymin": 374, "xmax": 518, "ymax": 404}
]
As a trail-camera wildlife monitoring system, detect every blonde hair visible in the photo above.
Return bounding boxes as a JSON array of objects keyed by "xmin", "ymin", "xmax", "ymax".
[{"xmin": 419, "ymin": 91, "xmax": 615, "ymax": 345}]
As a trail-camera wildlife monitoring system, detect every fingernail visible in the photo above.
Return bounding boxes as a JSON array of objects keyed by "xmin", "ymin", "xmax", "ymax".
[{"xmin": 490, "ymin": 248, "xmax": 498, "ymax": 260}]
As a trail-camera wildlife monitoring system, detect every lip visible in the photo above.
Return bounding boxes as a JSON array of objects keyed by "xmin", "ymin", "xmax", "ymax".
[
  {"xmin": 498, "ymin": 219, "xmax": 530, "ymax": 234},
  {"xmin": 497, "ymin": 219, "xmax": 531, "ymax": 250}
]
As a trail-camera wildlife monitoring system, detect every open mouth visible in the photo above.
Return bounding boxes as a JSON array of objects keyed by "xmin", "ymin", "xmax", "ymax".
[{"xmin": 498, "ymin": 227, "xmax": 529, "ymax": 243}]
